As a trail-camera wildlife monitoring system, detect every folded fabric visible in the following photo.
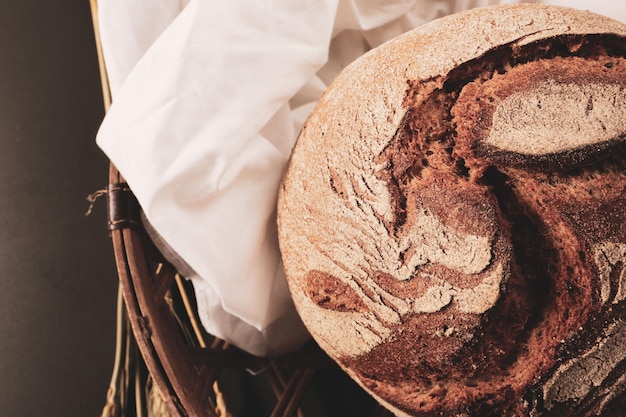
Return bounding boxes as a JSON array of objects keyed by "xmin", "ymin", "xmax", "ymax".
[{"xmin": 96, "ymin": 0, "xmax": 623, "ymax": 356}]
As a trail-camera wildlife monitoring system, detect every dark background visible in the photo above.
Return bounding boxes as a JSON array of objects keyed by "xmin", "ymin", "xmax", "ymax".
[{"xmin": 0, "ymin": 1, "xmax": 118, "ymax": 416}]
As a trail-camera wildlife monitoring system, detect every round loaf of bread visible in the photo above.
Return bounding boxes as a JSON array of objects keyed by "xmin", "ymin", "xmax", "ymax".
[{"xmin": 277, "ymin": 4, "xmax": 626, "ymax": 416}]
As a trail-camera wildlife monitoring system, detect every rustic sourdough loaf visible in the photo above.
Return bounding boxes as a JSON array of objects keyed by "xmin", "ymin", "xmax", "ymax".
[{"xmin": 277, "ymin": 4, "xmax": 626, "ymax": 416}]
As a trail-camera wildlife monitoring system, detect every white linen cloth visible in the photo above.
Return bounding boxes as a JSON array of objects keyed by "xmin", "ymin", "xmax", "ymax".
[{"xmin": 96, "ymin": 0, "xmax": 625, "ymax": 356}]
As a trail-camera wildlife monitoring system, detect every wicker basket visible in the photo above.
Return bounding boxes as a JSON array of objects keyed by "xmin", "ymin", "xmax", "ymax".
[{"xmin": 90, "ymin": 2, "xmax": 392, "ymax": 416}]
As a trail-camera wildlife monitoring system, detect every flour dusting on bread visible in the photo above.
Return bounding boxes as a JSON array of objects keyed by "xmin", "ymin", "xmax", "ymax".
[{"xmin": 278, "ymin": 4, "xmax": 626, "ymax": 416}]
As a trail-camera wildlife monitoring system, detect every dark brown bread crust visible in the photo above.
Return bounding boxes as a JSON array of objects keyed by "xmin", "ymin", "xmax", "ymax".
[{"xmin": 278, "ymin": 5, "xmax": 626, "ymax": 417}]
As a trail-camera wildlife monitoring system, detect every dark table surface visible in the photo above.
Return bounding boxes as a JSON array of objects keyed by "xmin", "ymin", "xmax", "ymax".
[{"xmin": 0, "ymin": 1, "xmax": 118, "ymax": 416}]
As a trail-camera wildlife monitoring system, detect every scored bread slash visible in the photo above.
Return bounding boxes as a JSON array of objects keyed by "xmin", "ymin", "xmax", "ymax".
[{"xmin": 277, "ymin": 4, "xmax": 626, "ymax": 417}]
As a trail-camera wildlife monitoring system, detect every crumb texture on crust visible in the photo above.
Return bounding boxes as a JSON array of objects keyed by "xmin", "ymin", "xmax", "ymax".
[{"xmin": 277, "ymin": 4, "xmax": 626, "ymax": 417}]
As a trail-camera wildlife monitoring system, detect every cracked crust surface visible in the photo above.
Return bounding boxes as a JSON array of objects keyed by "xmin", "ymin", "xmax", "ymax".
[{"xmin": 278, "ymin": 4, "xmax": 626, "ymax": 416}]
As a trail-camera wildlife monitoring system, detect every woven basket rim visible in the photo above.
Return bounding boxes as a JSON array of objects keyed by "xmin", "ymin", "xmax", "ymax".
[
  {"xmin": 91, "ymin": 2, "xmax": 392, "ymax": 416},
  {"xmin": 107, "ymin": 163, "xmax": 344, "ymax": 417}
]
